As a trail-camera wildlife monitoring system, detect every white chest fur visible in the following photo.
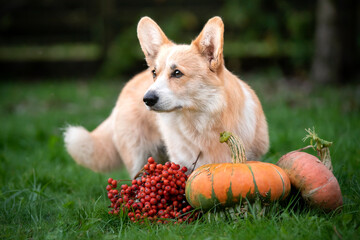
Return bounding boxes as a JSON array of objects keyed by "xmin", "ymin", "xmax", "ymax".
[{"xmin": 156, "ymin": 110, "xmax": 228, "ymax": 170}]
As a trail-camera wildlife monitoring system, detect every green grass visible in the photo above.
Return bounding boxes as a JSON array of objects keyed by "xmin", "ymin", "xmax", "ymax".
[{"xmin": 1, "ymin": 74, "xmax": 359, "ymax": 239}]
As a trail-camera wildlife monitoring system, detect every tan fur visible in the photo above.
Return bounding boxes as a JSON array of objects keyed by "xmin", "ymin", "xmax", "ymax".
[{"xmin": 64, "ymin": 16, "xmax": 269, "ymax": 178}]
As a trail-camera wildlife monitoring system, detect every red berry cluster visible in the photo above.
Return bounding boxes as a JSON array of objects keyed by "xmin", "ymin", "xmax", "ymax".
[{"xmin": 106, "ymin": 157, "xmax": 199, "ymax": 224}]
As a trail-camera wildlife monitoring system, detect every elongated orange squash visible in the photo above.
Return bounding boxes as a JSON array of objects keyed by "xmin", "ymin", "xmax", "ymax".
[
  {"xmin": 276, "ymin": 128, "xmax": 343, "ymax": 211},
  {"xmin": 185, "ymin": 132, "xmax": 291, "ymax": 210},
  {"xmin": 277, "ymin": 151, "xmax": 342, "ymax": 211}
]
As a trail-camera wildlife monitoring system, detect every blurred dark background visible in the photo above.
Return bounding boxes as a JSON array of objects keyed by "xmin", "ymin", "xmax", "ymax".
[{"xmin": 0, "ymin": 0, "xmax": 359, "ymax": 84}]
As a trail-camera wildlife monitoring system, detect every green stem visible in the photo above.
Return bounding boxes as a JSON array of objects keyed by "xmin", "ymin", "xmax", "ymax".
[
  {"xmin": 220, "ymin": 131, "xmax": 247, "ymax": 164},
  {"xmin": 303, "ymin": 127, "xmax": 333, "ymax": 171}
]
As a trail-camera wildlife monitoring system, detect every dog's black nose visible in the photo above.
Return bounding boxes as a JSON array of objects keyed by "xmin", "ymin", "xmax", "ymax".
[{"xmin": 143, "ymin": 91, "xmax": 159, "ymax": 107}]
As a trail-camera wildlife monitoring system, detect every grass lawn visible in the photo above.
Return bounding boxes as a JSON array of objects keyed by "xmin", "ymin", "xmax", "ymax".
[{"xmin": 0, "ymin": 73, "xmax": 359, "ymax": 239}]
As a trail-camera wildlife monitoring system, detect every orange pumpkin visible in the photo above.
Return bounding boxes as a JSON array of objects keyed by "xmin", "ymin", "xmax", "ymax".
[{"xmin": 185, "ymin": 132, "xmax": 291, "ymax": 210}]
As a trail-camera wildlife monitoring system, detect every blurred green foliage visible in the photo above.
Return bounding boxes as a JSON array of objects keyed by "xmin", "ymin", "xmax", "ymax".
[
  {"xmin": 98, "ymin": 0, "xmax": 316, "ymax": 77},
  {"xmin": 4, "ymin": 0, "xmax": 351, "ymax": 78}
]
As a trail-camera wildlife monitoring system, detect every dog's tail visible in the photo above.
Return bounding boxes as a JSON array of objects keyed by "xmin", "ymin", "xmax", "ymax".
[{"xmin": 63, "ymin": 113, "xmax": 121, "ymax": 172}]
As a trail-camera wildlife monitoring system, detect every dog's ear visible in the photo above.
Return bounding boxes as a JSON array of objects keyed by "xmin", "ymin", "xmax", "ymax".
[
  {"xmin": 192, "ymin": 17, "xmax": 224, "ymax": 71},
  {"xmin": 137, "ymin": 17, "xmax": 171, "ymax": 66}
]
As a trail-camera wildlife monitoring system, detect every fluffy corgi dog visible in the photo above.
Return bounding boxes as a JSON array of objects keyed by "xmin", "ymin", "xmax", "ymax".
[{"xmin": 64, "ymin": 16, "xmax": 269, "ymax": 178}]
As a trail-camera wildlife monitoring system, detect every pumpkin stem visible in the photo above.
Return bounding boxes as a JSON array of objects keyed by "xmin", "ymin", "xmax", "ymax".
[
  {"xmin": 220, "ymin": 131, "xmax": 247, "ymax": 164},
  {"xmin": 303, "ymin": 127, "xmax": 333, "ymax": 171}
]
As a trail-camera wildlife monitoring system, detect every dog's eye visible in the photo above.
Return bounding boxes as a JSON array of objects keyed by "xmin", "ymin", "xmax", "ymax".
[
  {"xmin": 152, "ymin": 69, "xmax": 156, "ymax": 79},
  {"xmin": 172, "ymin": 70, "xmax": 183, "ymax": 78}
]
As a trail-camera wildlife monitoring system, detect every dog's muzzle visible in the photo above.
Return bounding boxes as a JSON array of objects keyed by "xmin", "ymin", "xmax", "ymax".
[{"xmin": 143, "ymin": 91, "xmax": 159, "ymax": 107}]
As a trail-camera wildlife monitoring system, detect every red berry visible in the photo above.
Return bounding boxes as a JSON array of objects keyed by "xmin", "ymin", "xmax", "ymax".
[
  {"xmin": 108, "ymin": 178, "xmax": 113, "ymax": 184},
  {"xmin": 148, "ymin": 157, "xmax": 155, "ymax": 164},
  {"xmin": 162, "ymin": 171, "xmax": 169, "ymax": 178},
  {"xmin": 144, "ymin": 164, "xmax": 149, "ymax": 170},
  {"xmin": 111, "ymin": 180, "xmax": 117, "ymax": 187},
  {"xmin": 170, "ymin": 188, "xmax": 177, "ymax": 195}
]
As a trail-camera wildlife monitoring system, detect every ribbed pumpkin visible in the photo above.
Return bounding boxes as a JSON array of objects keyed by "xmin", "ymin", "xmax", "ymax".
[{"xmin": 185, "ymin": 132, "xmax": 291, "ymax": 210}]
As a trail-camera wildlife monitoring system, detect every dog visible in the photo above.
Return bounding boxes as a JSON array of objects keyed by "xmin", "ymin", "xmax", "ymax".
[{"xmin": 64, "ymin": 16, "xmax": 269, "ymax": 178}]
